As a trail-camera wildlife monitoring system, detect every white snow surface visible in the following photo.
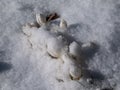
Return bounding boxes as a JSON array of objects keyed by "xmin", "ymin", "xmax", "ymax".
[{"xmin": 0, "ymin": 0, "xmax": 120, "ymax": 90}]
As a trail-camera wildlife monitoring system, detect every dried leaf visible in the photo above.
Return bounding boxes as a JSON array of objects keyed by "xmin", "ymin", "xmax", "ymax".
[{"xmin": 46, "ymin": 13, "xmax": 60, "ymax": 22}]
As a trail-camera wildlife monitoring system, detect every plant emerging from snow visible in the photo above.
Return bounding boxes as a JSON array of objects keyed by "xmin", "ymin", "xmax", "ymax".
[{"xmin": 22, "ymin": 13, "xmax": 95, "ymax": 81}]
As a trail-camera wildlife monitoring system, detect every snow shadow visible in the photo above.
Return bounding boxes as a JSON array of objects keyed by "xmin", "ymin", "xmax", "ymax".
[
  {"xmin": 68, "ymin": 23, "xmax": 91, "ymax": 37},
  {"xmin": 81, "ymin": 43, "xmax": 99, "ymax": 60},
  {"xmin": 0, "ymin": 62, "xmax": 12, "ymax": 73},
  {"xmin": 60, "ymin": 32, "xmax": 82, "ymax": 45},
  {"xmin": 109, "ymin": 4, "xmax": 120, "ymax": 53},
  {"xmin": 80, "ymin": 49, "xmax": 105, "ymax": 85},
  {"xmin": 62, "ymin": 23, "xmax": 89, "ymax": 44},
  {"xmin": 68, "ymin": 23, "xmax": 83, "ymax": 30},
  {"xmin": 0, "ymin": 51, "xmax": 6, "ymax": 61},
  {"xmin": 109, "ymin": 22, "xmax": 120, "ymax": 53},
  {"xmin": 83, "ymin": 70, "xmax": 105, "ymax": 81},
  {"xmin": 76, "ymin": 43, "xmax": 99, "ymax": 70},
  {"xmin": 81, "ymin": 44, "xmax": 103, "ymax": 83}
]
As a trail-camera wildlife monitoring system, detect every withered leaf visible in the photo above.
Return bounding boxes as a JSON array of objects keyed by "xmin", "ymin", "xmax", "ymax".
[{"xmin": 46, "ymin": 13, "xmax": 60, "ymax": 22}]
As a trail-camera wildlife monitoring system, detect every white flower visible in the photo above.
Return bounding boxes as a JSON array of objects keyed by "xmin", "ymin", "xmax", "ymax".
[
  {"xmin": 59, "ymin": 19, "xmax": 67, "ymax": 31},
  {"xmin": 46, "ymin": 36, "xmax": 65, "ymax": 58},
  {"xmin": 61, "ymin": 53, "xmax": 81, "ymax": 80},
  {"xmin": 69, "ymin": 41, "xmax": 81, "ymax": 59},
  {"xmin": 69, "ymin": 65, "xmax": 81, "ymax": 80},
  {"xmin": 36, "ymin": 14, "xmax": 46, "ymax": 26}
]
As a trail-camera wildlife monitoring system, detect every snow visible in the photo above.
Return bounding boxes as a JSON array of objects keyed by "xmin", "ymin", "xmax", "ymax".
[{"xmin": 0, "ymin": 0, "xmax": 120, "ymax": 90}]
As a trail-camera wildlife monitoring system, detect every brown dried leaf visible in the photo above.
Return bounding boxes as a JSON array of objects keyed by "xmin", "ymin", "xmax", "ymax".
[{"xmin": 46, "ymin": 13, "xmax": 60, "ymax": 22}]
